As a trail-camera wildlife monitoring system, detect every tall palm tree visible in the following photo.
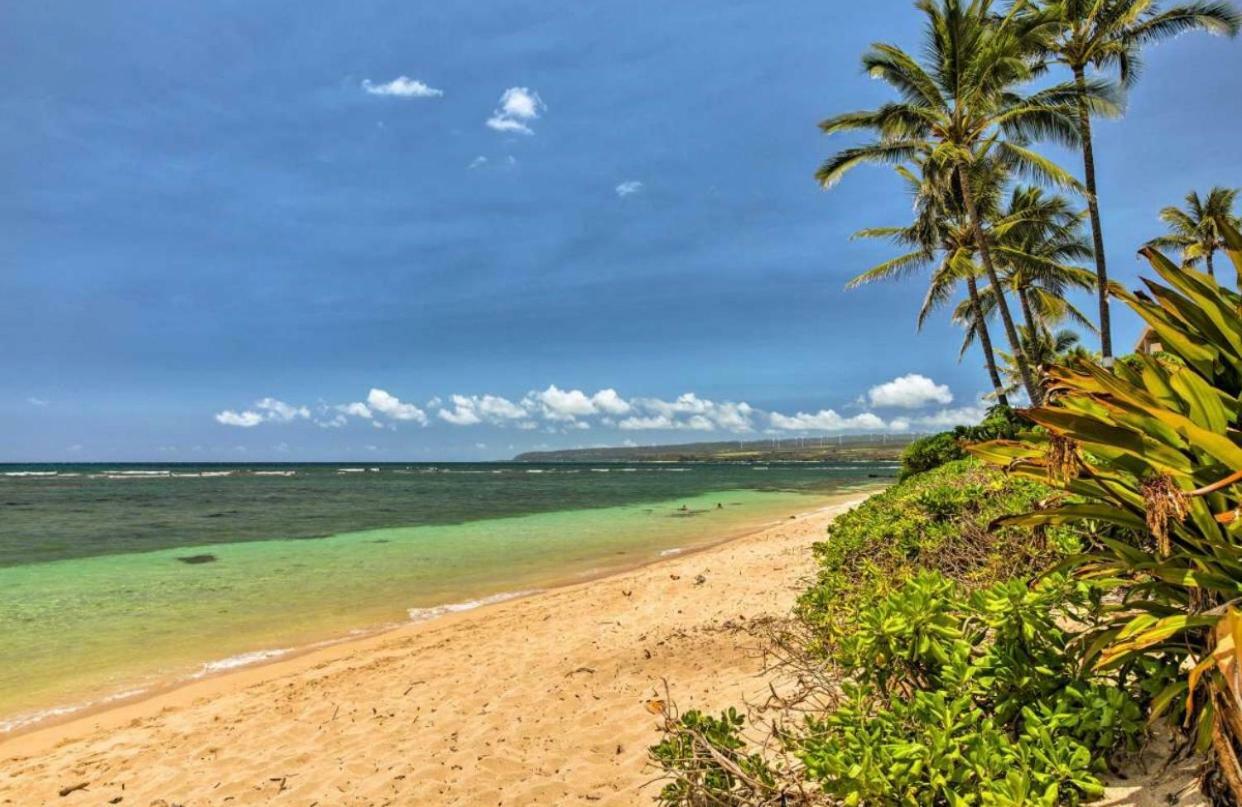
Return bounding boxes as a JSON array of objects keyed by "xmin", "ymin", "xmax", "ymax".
[
  {"xmin": 1029, "ymin": 0, "xmax": 1241, "ymax": 364},
  {"xmin": 817, "ymin": 0, "xmax": 1102, "ymax": 404},
  {"xmin": 1147, "ymin": 186, "xmax": 1241, "ymax": 279},
  {"xmin": 849, "ymin": 161, "xmax": 1012, "ymax": 405}
]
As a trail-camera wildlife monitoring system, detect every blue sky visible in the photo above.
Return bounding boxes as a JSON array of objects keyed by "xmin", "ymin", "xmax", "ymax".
[{"xmin": 2, "ymin": 0, "xmax": 1239, "ymax": 461}]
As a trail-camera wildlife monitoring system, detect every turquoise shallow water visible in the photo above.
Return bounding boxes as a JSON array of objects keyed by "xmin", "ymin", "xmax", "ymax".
[{"xmin": 0, "ymin": 462, "xmax": 893, "ymax": 730}]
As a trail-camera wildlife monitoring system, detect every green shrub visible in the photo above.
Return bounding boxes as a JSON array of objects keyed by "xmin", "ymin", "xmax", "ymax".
[
  {"xmin": 898, "ymin": 406, "xmax": 1030, "ymax": 479},
  {"xmin": 651, "ymin": 461, "xmax": 1116, "ymax": 806},
  {"xmin": 900, "ymin": 432, "xmax": 966, "ymax": 478},
  {"xmin": 797, "ymin": 573, "xmax": 1142, "ymax": 806},
  {"xmin": 796, "ymin": 459, "xmax": 1077, "ymax": 647}
]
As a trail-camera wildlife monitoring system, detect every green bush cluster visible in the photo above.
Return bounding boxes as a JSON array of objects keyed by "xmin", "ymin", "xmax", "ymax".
[
  {"xmin": 796, "ymin": 459, "xmax": 1076, "ymax": 648},
  {"xmin": 898, "ymin": 407, "xmax": 1029, "ymax": 479},
  {"xmin": 648, "ymin": 459, "xmax": 1142, "ymax": 805},
  {"xmin": 798, "ymin": 572, "xmax": 1143, "ymax": 805}
]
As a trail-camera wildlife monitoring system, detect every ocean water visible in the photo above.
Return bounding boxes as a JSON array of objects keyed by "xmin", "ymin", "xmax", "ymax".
[{"xmin": 0, "ymin": 462, "xmax": 893, "ymax": 732}]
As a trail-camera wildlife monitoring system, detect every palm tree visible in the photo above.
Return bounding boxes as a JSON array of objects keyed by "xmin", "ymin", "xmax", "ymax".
[
  {"xmin": 1147, "ymin": 186, "xmax": 1241, "ymax": 279},
  {"xmin": 990, "ymin": 185, "xmax": 1098, "ymax": 337},
  {"xmin": 849, "ymin": 161, "xmax": 1012, "ymax": 405},
  {"xmin": 994, "ymin": 326, "xmax": 1086, "ymax": 396},
  {"xmin": 919, "ymin": 181, "xmax": 1097, "ymax": 400},
  {"xmin": 1029, "ymin": 0, "xmax": 1241, "ymax": 364},
  {"xmin": 817, "ymin": 0, "xmax": 1101, "ymax": 404}
]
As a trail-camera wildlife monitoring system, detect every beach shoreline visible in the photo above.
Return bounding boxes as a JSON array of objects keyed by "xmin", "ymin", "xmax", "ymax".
[
  {"xmin": 0, "ymin": 491, "xmax": 874, "ymax": 805},
  {"xmin": 0, "ymin": 481, "xmax": 884, "ymax": 739}
]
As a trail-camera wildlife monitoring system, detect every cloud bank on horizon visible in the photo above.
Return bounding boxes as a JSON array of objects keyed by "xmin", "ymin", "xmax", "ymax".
[{"xmin": 213, "ymin": 374, "xmax": 989, "ymax": 437}]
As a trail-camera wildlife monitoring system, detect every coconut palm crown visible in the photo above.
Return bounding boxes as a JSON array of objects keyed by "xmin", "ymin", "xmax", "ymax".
[
  {"xmin": 816, "ymin": 0, "xmax": 1115, "ymax": 403},
  {"xmin": 1147, "ymin": 186, "xmax": 1242, "ymax": 280},
  {"xmin": 1027, "ymin": 0, "xmax": 1241, "ymax": 364}
]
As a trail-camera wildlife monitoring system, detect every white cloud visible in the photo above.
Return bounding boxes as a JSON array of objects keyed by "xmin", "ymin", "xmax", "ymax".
[
  {"xmin": 615, "ymin": 180, "xmax": 643, "ymax": 197},
  {"xmin": 907, "ymin": 405, "xmax": 989, "ymax": 430},
  {"xmin": 477, "ymin": 394, "xmax": 528, "ymax": 420},
  {"xmin": 527, "ymin": 385, "xmax": 596, "ymax": 421},
  {"xmin": 590, "ymin": 388, "xmax": 632, "ymax": 415},
  {"xmin": 468, "ymin": 156, "xmax": 488, "ymax": 169},
  {"xmin": 254, "ymin": 398, "xmax": 310, "ymax": 423},
  {"xmin": 486, "ymin": 87, "xmax": 545, "ymax": 135},
  {"xmin": 362, "ymin": 76, "xmax": 443, "ymax": 98},
  {"xmin": 215, "ymin": 410, "xmax": 265, "ymax": 428},
  {"xmin": 438, "ymin": 393, "xmax": 529, "ymax": 426},
  {"xmin": 337, "ymin": 401, "xmax": 372, "ymax": 419},
  {"xmin": 867, "ymin": 374, "xmax": 954, "ymax": 409},
  {"xmin": 632, "ymin": 394, "xmax": 755, "ymax": 432},
  {"xmin": 212, "ymin": 382, "xmax": 961, "ymax": 439},
  {"xmin": 216, "ymin": 397, "xmax": 308, "ymax": 428},
  {"xmin": 618, "ymin": 414, "xmax": 675, "ymax": 431},
  {"xmin": 769, "ymin": 409, "xmax": 887, "ymax": 432},
  {"xmin": 366, "ymin": 388, "xmax": 428, "ymax": 424},
  {"xmin": 439, "ymin": 400, "xmax": 482, "ymax": 426},
  {"xmin": 26, "ymin": 396, "xmax": 49, "ymax": 407}
]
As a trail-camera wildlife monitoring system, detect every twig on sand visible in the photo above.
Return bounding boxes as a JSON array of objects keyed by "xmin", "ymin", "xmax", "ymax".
[{"xmin": 58, "ymin": 782, "xmax": 88, "ymax": 797}]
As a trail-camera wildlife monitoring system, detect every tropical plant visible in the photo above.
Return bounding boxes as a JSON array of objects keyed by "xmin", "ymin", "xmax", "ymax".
[
  {"xmin": 936, "ymin": 184, "xmax": 1098, "ymax": 386},
  {"xmin": 991, "ymin": 186, "xmax": 1097, "ymax": 335},
  {"xmin": 1148, "ymin": 186, "xmax": 1242, "ymax": 280},
  {"xmin": 970, "ymin": 219, "xmax": 1242, "ymax": 800},
  {"xmin": 1027, "ymin": 0, "xmax": 1241, "ymax": 364},
  {"xmin": 850, "ymin": 159, "xmax": 1015, "ymax": 404},
  {"xmin": 817, "ymin": 0, "xmax": 1107, "ymax": 404},
  {"xmin": 899, "ymin": 405, "xmax": 1030, "ymax": 477},
  {"xmin": 993, "ymin": 325, "xmax": 1089, "ymax": 397},
  {"xmin": 798, "ymin": 572, "xmax": 1141, "ymax": 805}
]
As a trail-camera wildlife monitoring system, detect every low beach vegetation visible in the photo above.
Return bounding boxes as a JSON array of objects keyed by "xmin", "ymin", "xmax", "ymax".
[{"xmin": 650, "ymin": 236, "xmax": 1242, "ymax": 803}]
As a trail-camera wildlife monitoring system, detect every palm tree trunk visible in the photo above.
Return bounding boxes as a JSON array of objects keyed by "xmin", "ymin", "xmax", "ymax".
[
  {"xmin": 967, "ymin": 274, "xmax": 1009, "ymax": 407},
  {"xmin": 1206, "ymin": 249, "xmax": 1216, "ymax": 278},
  {"xmin": 1073, "ymin": 65, "xmax": 1113, "ymax": 367},
  {"xmin": 1019, "ymin": 287, "xmax": 1039, "ymax": 340},
  {"xmin": 959, "ymin": 172, "xmax": 1041, "ymax": 405}
]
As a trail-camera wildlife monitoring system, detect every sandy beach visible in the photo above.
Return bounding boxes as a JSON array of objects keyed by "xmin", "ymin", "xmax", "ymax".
[
  {"xmin": 0, "ymin": 491, "xmax": 1207, "ymax": 806},
  {"xmin": 0, "ymin": 493, "xmax": 870, "ymax": 805}
]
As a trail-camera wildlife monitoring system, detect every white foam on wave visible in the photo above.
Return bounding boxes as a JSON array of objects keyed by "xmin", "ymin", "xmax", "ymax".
[
  {"xmin": 3, "ymin": 471, "xmax": 58, "ymax": 477},
  {"xmin": 0, "ymin": 688, "xmax": 149, "ymax": 734},
  {"xmin": 659, "ymin": 547, "xmax": 684, "ymax": 557},
  {"xmin": 193, "ymin": 648, "xmax": 290, "ymax": 677},
  {"xmin": 407, "ymin": 590, "xmax": 538, "ymax": 623}
]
